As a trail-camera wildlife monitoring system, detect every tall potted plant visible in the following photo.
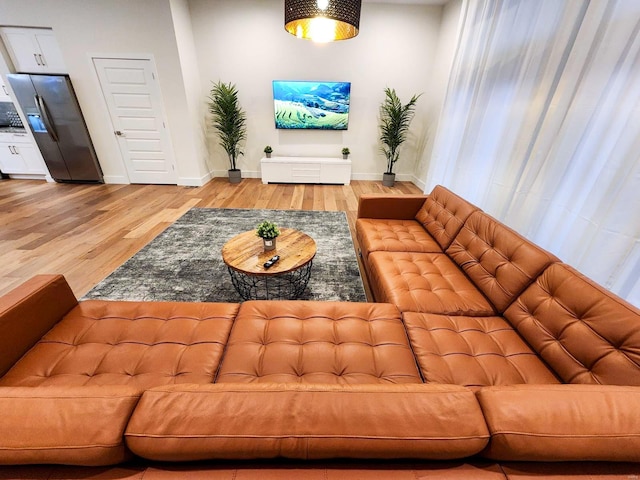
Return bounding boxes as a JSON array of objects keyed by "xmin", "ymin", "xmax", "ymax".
[
  {"xmin": 208, "ymin": 81, "xmax": 247, "ymax": 184},
  {"xmin": 379, "ymin": 87, "xmax": 421, "ymax": 187}
]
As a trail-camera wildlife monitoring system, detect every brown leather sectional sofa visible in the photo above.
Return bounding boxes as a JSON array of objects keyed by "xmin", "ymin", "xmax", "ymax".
[{"xmin": 1, "ymin": 185, "xmax": 639, "ymax": 479}]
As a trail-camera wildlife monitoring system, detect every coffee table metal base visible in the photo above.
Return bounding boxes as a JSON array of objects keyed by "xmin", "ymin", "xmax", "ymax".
[{"xmin": 227, "ymin": 261, "xmax": 313, "ymax": 300}]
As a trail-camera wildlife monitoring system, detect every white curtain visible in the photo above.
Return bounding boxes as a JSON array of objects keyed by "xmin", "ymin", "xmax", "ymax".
[{"xmin": 426, "ymin": 0, "xmax": 640, "ymax": 307}]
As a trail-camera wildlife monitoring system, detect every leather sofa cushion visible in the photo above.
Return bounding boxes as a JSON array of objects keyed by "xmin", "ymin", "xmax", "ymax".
[
  {"xmin": 368, "ymin": 251, "xmax": 495, "ymax": 315},
  {"xmin": 477, "ymin": 385, "xmax": 640, "ymax": 462},
  {"xmin": 125, "ymin": 383, "xmax": 490, "ymax": 461},
  {"xmin": 0, "ymin": 274, "xmax": 77, "ymax": 377},
  {"xmin": 504, "ymin": 263, "xmax": 640, "ymax": 385},
  {"xmin": 356, "ymin": 218, "xmax": 443, "ymax": 257},
  {"xmin": 0, "ymin": 386, "xmax": 141, "ymax": 466},
  {"xmin": 403, "ymin": 313, "xmax": 559, "ymax": 387},
  {"xmin": 415, "ymin": 185, "xmax": 478, "ymax": 250},
  {"xmin": 0, "ymin": 300, "xmax": 238, "ymax": 389},
  {"xmin": 446, "ymin": 211, "xmax": 557, "ymax": 313},
  {"xmin": 216, "ymin": 301, "xmax": 422, "ymax": 384}
]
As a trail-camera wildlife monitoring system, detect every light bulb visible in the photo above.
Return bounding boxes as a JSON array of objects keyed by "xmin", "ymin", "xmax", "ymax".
[
  {"xmin": 309, "ymin": 17, "xmax": 337, "ymax": 43},
  {"xmin": 317, "ymin": 0, "xmax": 329, "ymax": 10}
]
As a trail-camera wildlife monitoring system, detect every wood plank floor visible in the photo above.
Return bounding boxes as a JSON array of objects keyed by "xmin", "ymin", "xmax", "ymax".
[{"xmin": 0, "ymin": 178, "xmax": 422, "ymax": 299}]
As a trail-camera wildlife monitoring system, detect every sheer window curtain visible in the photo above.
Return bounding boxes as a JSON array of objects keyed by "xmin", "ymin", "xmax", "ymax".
[{"xmin": 425, "ymin": 0, "xmax": 640, "ymax": 306}]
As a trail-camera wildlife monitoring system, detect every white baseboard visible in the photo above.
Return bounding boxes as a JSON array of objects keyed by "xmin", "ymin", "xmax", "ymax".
[
  {"xmin": 178, "ymin": 171, "xmax": 213, "ymax": 187},
  {"xmin": 410, "ymin": 174, "xmax": 427, "ymax": 192},
  {"xmin": 211, "ymin": 169, "xmax": 260, "ymax": 179},
  {"xmin": 103, "ymin": 175, "xmax": 129, "ymax": 184},
  {"xmin": 6, "ymin": 173, "xmax": 47, "ymax": 181},
  {"xmin": 351, "ymin": 172, "xmax": 417, "ymax": 184}
]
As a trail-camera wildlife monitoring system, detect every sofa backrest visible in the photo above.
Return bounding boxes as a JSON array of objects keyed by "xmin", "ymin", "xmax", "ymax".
[
  {"xmin": 504, "ymin": 263, "xmax": 640, "ymax": 385},
  {"xmin": 414, "ymin": 185, "xmax": 478, "ymax": 250},
  {"xmin": 446, "ymin": 211, "xmax": 557, "ymax": 313}
]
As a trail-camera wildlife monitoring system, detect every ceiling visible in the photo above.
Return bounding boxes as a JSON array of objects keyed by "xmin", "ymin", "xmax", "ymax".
[{"xmin": 362, "ymin": 0, "xmax": 449, "ymax": 5}]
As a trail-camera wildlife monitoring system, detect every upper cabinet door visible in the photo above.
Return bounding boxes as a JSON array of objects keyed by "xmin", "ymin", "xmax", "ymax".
[
  {"xmin": 0, "ymin": 80, "xmax": 11, "ymax": 101},
  {"xmin": 0, "ymin": 27, "xmax": 67, "ymax": 74},
  {"xmin": 32, "ymin": 30, "xmax": 67, "ymax": 73}
]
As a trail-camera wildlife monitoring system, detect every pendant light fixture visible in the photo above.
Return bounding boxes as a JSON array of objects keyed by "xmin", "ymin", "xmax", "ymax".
[{"xmin": 284, "ymin": 0, "xmax": 362, "ymax": 43}]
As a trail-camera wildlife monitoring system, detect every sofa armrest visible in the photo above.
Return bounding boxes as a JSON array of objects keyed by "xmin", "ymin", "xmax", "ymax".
[
  {"xmin": 0, "ymin": 275, "xmax": 78, "ymax": 377},
  {"xmin": 477, "ymin": 385, "xmax": 640, "ymax": 462},
  {"xmin": 357, "ymin": 194, "xmax": 428, "ymax": 220}
]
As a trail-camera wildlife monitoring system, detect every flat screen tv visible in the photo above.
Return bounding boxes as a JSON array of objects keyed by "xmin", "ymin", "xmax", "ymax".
[{"xmin": 273, "ymin": 80, "xmax": 350, "ymax": 130}]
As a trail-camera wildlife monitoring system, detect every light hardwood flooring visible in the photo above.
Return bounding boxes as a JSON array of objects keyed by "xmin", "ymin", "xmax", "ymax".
[{"xmin": 0, "ymin": 178, "xmax": 422, "ymax": 300}]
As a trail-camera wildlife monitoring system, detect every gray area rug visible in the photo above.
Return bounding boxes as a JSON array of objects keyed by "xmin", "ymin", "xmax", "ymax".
[{"xmin": 84, "ymin": 208, "xmax": 367, "ymax": 303}]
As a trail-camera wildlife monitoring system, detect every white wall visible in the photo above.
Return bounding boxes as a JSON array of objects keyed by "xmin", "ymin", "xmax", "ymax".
[
  {"xmin": 0, "ymin": 0, "xmax": 205, "ymax": 185},
  {"xmin": 169, "ymin": 0, "xmax": 210, "ymax": 184},
  {"xmin": 189, "ymin": 0, "xmax": 442, "ymax": 180},
  {"xmin": 0, "ymin": 0, "xmax": 446, "ymax": 184},
  {"xmin": 416, "ymin": 0, "xmax": 462, "ymax": 191}
]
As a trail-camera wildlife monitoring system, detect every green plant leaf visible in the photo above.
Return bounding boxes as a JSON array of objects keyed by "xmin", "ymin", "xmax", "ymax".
[
  {"xmin": 208, "ymin": 81, "xmax": 247, "ymax": 171},
  {"xmin": 378, "ymin": 88, "xmax": 421, "ymax": 174}
]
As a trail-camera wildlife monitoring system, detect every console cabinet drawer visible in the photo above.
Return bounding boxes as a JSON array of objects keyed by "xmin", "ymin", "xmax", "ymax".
[{"xmin": 261, "ymin": 157, "xmax": 351, "ymax": 185}]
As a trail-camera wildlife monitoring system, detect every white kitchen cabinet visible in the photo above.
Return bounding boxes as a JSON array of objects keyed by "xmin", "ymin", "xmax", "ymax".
[
  {"xmin": 0, "ymin": 27, "xmax": 67, "ymax": 74},
  {"xmin": 0, "ymin": 132, "xmax": 47, "ymax": 175},
  {"xmin": 0, "ymin": 144, "xmax": 28, "ymax": 173}
]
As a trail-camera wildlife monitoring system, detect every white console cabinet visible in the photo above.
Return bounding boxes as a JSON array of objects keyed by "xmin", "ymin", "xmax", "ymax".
[{"xmin": 261, "ymin": 156, "xmax": 351, "ymax": 185}]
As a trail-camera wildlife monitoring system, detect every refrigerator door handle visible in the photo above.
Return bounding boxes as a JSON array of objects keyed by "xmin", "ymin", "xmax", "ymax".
[{"xmin": 34, "ymin": 94, "xmax": 59, "ymax": 142}]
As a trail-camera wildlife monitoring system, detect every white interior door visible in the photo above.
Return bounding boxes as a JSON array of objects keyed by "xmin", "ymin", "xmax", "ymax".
[{"xmin": 93, "ymin": 57, "xmax": 177, "ymax": 184}]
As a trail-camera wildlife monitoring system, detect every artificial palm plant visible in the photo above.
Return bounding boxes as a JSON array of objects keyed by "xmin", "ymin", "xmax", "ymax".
[
  {"xmin": 379, "ymin": 87, "xmax": 421, "ymax": 185},
  {"xmin": 208, "ymin": 81, "xmax": 247, "ymax": 182}
]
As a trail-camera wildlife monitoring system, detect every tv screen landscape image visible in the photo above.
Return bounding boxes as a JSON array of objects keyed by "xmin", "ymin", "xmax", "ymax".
[{"xmin": 273, "ymin": 80, "xmax": 350, "ymax": 130}]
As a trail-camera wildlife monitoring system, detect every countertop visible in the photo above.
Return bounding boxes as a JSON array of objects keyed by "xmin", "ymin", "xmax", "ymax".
[{"xmin": 0, "ymin": 127, "xmax": 27, "ymax": 134}]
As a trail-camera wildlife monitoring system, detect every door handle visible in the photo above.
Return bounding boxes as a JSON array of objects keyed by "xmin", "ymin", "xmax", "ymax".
[
  {"xmin": 9, "ymin": 145, "xmax": 16, "ymax": 154},
  {"xmin": 33, "ymin": 53, "xmax": 41, "ymax": 66},
  {"xmin": 1, "ymin": 85, "xmax": 7, "ymax": 95},
  {"xmin": 38, "ymin": 54, "xmax": 45, "ymax": 66},
  {"xmin": 114, "ymin": 130, "xmax": 125, "ymax": 137},
  {"xmin": 34, "ymin": 94, "xmax": 59, "ymax": 142}
]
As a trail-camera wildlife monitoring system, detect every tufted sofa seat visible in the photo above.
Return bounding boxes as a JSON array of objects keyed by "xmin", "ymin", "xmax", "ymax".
[
  {"xmin": 215, "ymin": 301, "xmax": 423, "ymax": 384},
  {"xmin": 1, "ymin": 184, "xmax": 640, "ymax": 478},
  {"xmin": 0, "ymin": 299, "xmax": 238, "ymax": 389}
]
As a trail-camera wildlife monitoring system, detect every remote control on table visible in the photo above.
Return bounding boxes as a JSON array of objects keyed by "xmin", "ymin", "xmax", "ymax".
[{"xmin": 263, "ymin": 255, "xmax": 280, "ymax": 269}]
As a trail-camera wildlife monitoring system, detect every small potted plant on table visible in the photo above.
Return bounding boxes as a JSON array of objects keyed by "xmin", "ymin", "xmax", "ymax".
[
  {"xmin": 264, "ymin": 145, "xmax": 273, "ymax": 158},
  {"xmin": 342, "ymin": 147, "xmax": 350, "ymax": 159},
  {"xmin": 256, "ymin": 220, "xmax": 280, "ymax": 251}
]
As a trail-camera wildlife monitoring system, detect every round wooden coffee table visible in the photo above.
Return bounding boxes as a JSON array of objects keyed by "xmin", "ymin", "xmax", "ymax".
[{"xmin": 221, "ymin": 228, "xmax": 316, "ymax": 300}]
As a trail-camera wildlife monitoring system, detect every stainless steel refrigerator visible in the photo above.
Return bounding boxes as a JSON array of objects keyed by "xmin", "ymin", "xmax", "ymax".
[{"xmin": 7, "ymin": 74, "xmax": 103, "ymax": 183}]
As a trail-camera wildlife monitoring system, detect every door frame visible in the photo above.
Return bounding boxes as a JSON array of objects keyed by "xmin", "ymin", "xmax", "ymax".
[{"xmin": 90, "ymin": 53, "xmax": 177, "ymax": 184}]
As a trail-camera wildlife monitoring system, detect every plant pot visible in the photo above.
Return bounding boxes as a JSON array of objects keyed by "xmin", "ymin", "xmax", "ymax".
[
  {"xmin": 263, "ymin": 237, "xmax": 276, "ymax": 251},
  {"xmin": 343, "ymin": 155, "xmax": 349, "ymax": 160},
  {"xmin": 382, "ymin": 172, "xmax": 396, "ymax": 187},
  {"xmin": 228, "ymin": 169, "xmax": 241, "ymax": 184},
  {"xmin": 265, "ymin": 153, "xmax": 271, "ymax": 158}
]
